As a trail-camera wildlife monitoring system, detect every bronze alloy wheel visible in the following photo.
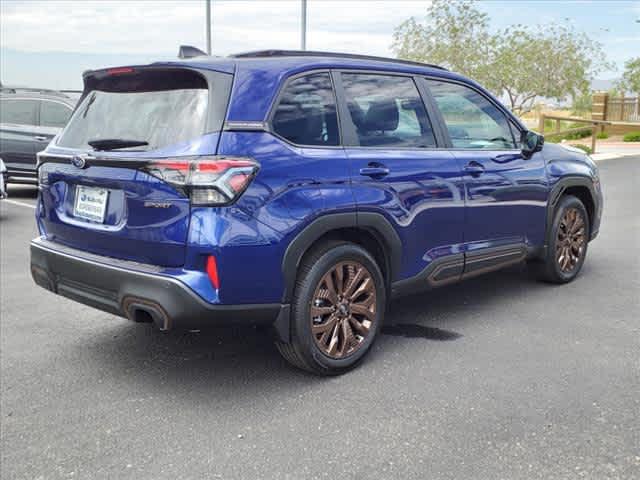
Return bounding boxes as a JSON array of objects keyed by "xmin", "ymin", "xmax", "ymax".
[
  {"xmin": 556, "ymin": 207, "xmax": 586, "ymax": 273},
  {"xmin": 310, "ymin": 261, "xmax": 376, "ymax": 359}
]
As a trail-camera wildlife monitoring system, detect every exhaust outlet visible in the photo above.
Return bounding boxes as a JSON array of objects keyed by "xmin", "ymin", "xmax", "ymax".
[{"xmin": 122, "ymin": 296, "xmax": 171, "ymax": 331}]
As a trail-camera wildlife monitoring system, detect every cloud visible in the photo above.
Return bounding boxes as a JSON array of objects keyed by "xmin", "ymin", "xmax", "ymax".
[{"xmin": 0, "ymin": 0, "xmax": 430, "ymax": 57}]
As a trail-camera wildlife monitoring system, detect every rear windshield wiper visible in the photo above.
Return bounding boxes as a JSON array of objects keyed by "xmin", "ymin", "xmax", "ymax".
[{"xmin": 88, "ymin": 138, "xmax": 149, "ymax": 151}]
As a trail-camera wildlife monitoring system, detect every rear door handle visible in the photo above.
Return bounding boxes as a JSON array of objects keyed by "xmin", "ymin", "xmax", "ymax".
[
  {"xmin": 464, "ymin": 160, "xmax": 485, "ymax": 177},
  {"xmin": 34, "ymin": 136, "xmax": 49, "ymax": 142},
  {"xmin": 359, "ymin": 165, "xmax": 390, "ymax": 178}
]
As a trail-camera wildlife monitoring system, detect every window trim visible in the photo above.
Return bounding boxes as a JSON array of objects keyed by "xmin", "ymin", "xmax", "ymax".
[
  {"xmin": 421, "ymin": 76, "xmax": 525, "ymax": 151},
  {"xmin": 38, "ymin": 99, "xmax": 73, "ymax": 128},
  {"xmin": 333, "ymin": 69, "xmax": 444, "ymax": 150},
  {"xmin": 0, "ymin": 97, "xmax": 42, "ymax": 126},
  {"xmin": 266, "ymin": 69, "xmax": 343, "ymax": 149}
]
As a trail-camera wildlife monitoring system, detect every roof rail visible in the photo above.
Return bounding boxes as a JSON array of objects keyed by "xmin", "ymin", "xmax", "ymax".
[
  {"xmin": 0, "ymin": 86, "xmax": 77, "ymax": 98},
  {"xmin": 229, "ymin": 49, "xmax": 448, "ymax": 71}
]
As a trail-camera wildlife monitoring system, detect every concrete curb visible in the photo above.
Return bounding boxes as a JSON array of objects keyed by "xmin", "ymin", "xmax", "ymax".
[{"xmin": 591, "ymin": 152, "xmax": 639, "ymax": 162}]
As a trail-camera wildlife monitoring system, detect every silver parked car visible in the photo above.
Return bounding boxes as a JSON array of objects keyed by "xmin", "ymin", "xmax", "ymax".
[{"xmin": 0, "ymin": 158, "xmax": 7, "ymax": 199}]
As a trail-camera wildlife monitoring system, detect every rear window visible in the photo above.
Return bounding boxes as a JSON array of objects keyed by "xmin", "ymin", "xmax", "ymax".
[{"xmin": 58, "ymin": 69, "xmax": 231, "ymax": 151}]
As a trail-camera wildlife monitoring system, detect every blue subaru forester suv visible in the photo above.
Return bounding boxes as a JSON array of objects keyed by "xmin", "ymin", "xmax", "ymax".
[{"xmin": 31, "ymin": 50, "xmax": 602, "ymax": 375}]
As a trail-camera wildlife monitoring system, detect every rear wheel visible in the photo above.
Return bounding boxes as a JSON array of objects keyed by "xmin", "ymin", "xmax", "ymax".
[
  {"xmin": 533, "ymin": 195, "xmax": 589, "ymax": 283},
  {"xmin": 276, "ymin": 242, "xmax": 385, "ymax": 375}
]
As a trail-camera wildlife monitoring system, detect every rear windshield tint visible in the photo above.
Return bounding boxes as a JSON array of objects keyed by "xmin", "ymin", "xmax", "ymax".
[{"xmin": 58, "ymin": 69, "xmax": 231, "ymax": 151}]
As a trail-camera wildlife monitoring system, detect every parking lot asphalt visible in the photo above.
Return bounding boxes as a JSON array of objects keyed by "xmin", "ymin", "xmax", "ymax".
[{"xmin": 1, "ymin": 156, "xmax": 639, "ymax": 480}]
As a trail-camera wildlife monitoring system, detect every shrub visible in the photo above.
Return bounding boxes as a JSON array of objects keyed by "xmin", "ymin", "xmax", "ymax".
[
  {"xmin": 623, "ymin": 132, "xmax": 640, "ymax": 142},
  {"xmin": 572, "ymin": 144, "xmax": 593, "ymax": 154},
  {"xmin": 596, "ymin": 132, "xmax": 609, "ymax": 139},
  {"xmin": 564, "ymin": 128, "xmax": 592, "ymax": 140}
]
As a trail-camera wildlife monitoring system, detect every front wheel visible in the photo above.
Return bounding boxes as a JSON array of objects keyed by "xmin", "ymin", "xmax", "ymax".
[
  {"xmin": 533, "ymin": 195, "xmax": 590, "ymax": 283},
  {"xmin": 276, "ymin": 242, "xmax": 386, "ymax": 375}
]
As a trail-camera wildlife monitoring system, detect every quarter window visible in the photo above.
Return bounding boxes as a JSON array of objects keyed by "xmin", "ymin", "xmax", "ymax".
[
  {"xmin": 426, "ymin": 80, "xmax": 516, "ymax": 150},
  {"xmin": 40, "ymin": 101, "xmax": 72, "ymax": 128},
  {"xmin": 271, "ymin": 72, "xmax": 339, "ymax": 146},
  {"xmin": 340, "ymin": 73, "xmax": 436, "ymax": 148},
  {"xmin": 0, "ymin": 99, "xmax": 39, "ymax": 125}
]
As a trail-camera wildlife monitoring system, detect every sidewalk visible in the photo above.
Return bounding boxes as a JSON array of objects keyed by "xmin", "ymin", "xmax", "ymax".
[{"xmin": 590, "ymin": 142, "xmax": 640, "ymax": 161}]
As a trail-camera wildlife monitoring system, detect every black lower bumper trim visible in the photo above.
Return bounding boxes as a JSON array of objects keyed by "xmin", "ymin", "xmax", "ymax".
[{"xmin": 30, "ymin": 238, "xmax": 284, "ymax": 331}]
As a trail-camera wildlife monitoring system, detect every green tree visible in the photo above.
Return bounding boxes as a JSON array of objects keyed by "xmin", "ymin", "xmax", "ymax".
[
  {"xmin": 391, "ymin": 0, "xmax": 610, "ymax": 115},
  {"xmin": 392, "ymin": 0, "xmax": 494, "ymax": 82},
  {"xmin": 571, "ymin": 92, "xmax": 593, "ymax": 116},
  {"xmin": 616, "ymin": 57, "xmax": 640, "ymax": 95}
]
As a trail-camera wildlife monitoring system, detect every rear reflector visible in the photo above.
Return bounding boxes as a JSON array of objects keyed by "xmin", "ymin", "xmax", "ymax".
[
  {"xmin": 206, "ymin": 255, "xmax": 220, "ymax": 289},
  {"xmin": 141, "ymin": 156, "xmax": 259, "ymax": 206}
]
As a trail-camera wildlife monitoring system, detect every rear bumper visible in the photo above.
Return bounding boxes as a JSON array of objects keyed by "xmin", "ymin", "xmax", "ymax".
[
  {"xmin": 6, "ymin": 168, "xmax": 37, "ymax": 185},
  {"xmin": 30, "ymin": 237, "xmax": 287, "ymax": 332}
]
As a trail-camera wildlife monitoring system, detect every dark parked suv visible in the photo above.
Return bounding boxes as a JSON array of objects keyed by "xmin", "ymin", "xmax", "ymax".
[
  {"xmin": 0, "ymin": 87, "xmax": 79, "ymax": 184},
  {"xmin": 30, "ymin": 50, "xmax": 602, "ymax": 375}
]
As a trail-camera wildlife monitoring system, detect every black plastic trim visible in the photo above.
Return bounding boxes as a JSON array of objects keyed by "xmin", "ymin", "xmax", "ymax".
[
  {"xmin": 546, "ymin": 176, "xmax": 599, "ymax": 242},
  {"xmin": 391, "ymin": 253, "xmax": 464, "ymax": 298},
  {"xmin": 30, "ymin": 238, "xmax": 282, "ymax": 330},
  {"xmin": 280, "ymin": 212, "xmax": 402, "ymax": 303},
  {"xmin": 391, "ymin": 244, "xmax": 528, "ymax": 298},
  {"xmin": 462, "ymin": 244, "xmax": 527, "ymax": 279}
]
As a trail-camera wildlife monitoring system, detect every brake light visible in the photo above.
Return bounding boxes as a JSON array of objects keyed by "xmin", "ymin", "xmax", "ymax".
[
  {"xmin": 141, "ymin": 156, "xmax": 259, "ymax": 206},
  {"xmin": 107, "ymin": 67, "xmax": 135, "ymax": 75}
]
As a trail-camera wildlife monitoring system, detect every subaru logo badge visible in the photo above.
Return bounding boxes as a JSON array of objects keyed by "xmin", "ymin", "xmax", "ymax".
[{"xmin": 71, "ymin": 155, "xmax": 87, "ymax": 169}]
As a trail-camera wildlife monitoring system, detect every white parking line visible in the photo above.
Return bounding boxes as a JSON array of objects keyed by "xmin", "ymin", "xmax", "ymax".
[{"xmin": 2, "ymin": 199, "xmax": 36, "ymax": 209}]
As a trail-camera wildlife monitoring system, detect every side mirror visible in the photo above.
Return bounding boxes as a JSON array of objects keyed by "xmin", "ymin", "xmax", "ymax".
[{"xmin": 521, "ymin": 130, "xmax": 544, "ymax": 158}]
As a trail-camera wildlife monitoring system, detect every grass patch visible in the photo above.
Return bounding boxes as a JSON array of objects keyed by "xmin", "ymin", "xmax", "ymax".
[
  {"xmin": 623, "ymin": 132, "xmax": 640, "ymax": 142},
  {"xmin": 596, "ymin": 132, "xmax": 609, "ymax": 139}
]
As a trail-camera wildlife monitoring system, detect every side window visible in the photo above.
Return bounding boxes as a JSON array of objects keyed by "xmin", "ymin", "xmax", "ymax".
[
  {"xmin": 0, "ymin": 99, "xmax": 39, "ymax": 125},
  {"xmin": 40, "ymin": 101, "xmax": 72, "ymax": 128},
  {"xmin": 426, "ymin": 80, "xmax": 516, "ymax": 150},
  {"xmin": 271, "ymin": 72, "xmax": 339, "ymax": 146},
  {"xmin": 340, "ymin": 73, "xmax": 436, "ymax": 148}
]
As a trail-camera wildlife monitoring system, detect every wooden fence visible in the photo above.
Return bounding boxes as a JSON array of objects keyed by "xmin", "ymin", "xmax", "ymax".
[
  {"xmin": 605, "ymin": 96, "xmax": 640, "ymax": 122},
  {"xmin": 538, "ymin": 115, "xmax": 610, "ymax": 153},
  {"xmin": 592, "ymin": 92, "xmax": 640, "ymax": 125}
]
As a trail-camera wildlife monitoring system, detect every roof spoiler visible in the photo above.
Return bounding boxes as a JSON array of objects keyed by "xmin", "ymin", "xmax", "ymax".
[{"xmin": 178, "ymin": 45, "xmax": 207, "ymax": 59}]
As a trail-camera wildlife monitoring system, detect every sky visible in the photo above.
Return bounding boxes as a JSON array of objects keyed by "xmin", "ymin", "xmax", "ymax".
[{"xmin": 1, "ymin": 0, "xmax": 639, "ymax": 90}]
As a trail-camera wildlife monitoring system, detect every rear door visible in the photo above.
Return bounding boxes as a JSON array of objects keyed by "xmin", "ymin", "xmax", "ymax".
[
  {"xmin": 336, "ymin": 71, "xmax": 466, "ymax": 286},
  {"xmin": 37, "ymin": 67, "xmax": 233, "ymax": 267},
  {"xmin": 424, "ymin": 78, "xmax": 548, "ymax": 258},
  {"xmin": 0, "ymin": 98, "xmax": 39, "ymax": 175},
  {"xmin": 34, "ymin": 99, "xmax": 74, "ymax": 151}
]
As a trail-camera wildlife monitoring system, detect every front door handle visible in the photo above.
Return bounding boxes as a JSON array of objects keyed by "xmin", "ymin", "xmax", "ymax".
[
  {"xmin": 34, "ymin": 136, "xmax": 49, "ymax": 142},
  {"xmin": 360, "ymin": 164, "xmax": 390, "ymax": 178},
  {"xmin": 464, "ymin": 160, "xmax": 485, "ymax": 177}
]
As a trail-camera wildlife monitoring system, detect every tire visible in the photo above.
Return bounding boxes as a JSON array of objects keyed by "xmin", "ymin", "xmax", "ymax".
[
  {"xmin": 276, "ymin": 241, "xmax": 386, "ymax": 375},
  {"xmin": 533, "ymin": 195, "xmax": 590, "ymax": 284}
]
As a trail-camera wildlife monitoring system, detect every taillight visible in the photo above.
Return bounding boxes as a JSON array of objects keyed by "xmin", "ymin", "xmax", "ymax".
[{"xmin": 141, "ymin": 156, "xmax": 259, "ymax": 206}]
